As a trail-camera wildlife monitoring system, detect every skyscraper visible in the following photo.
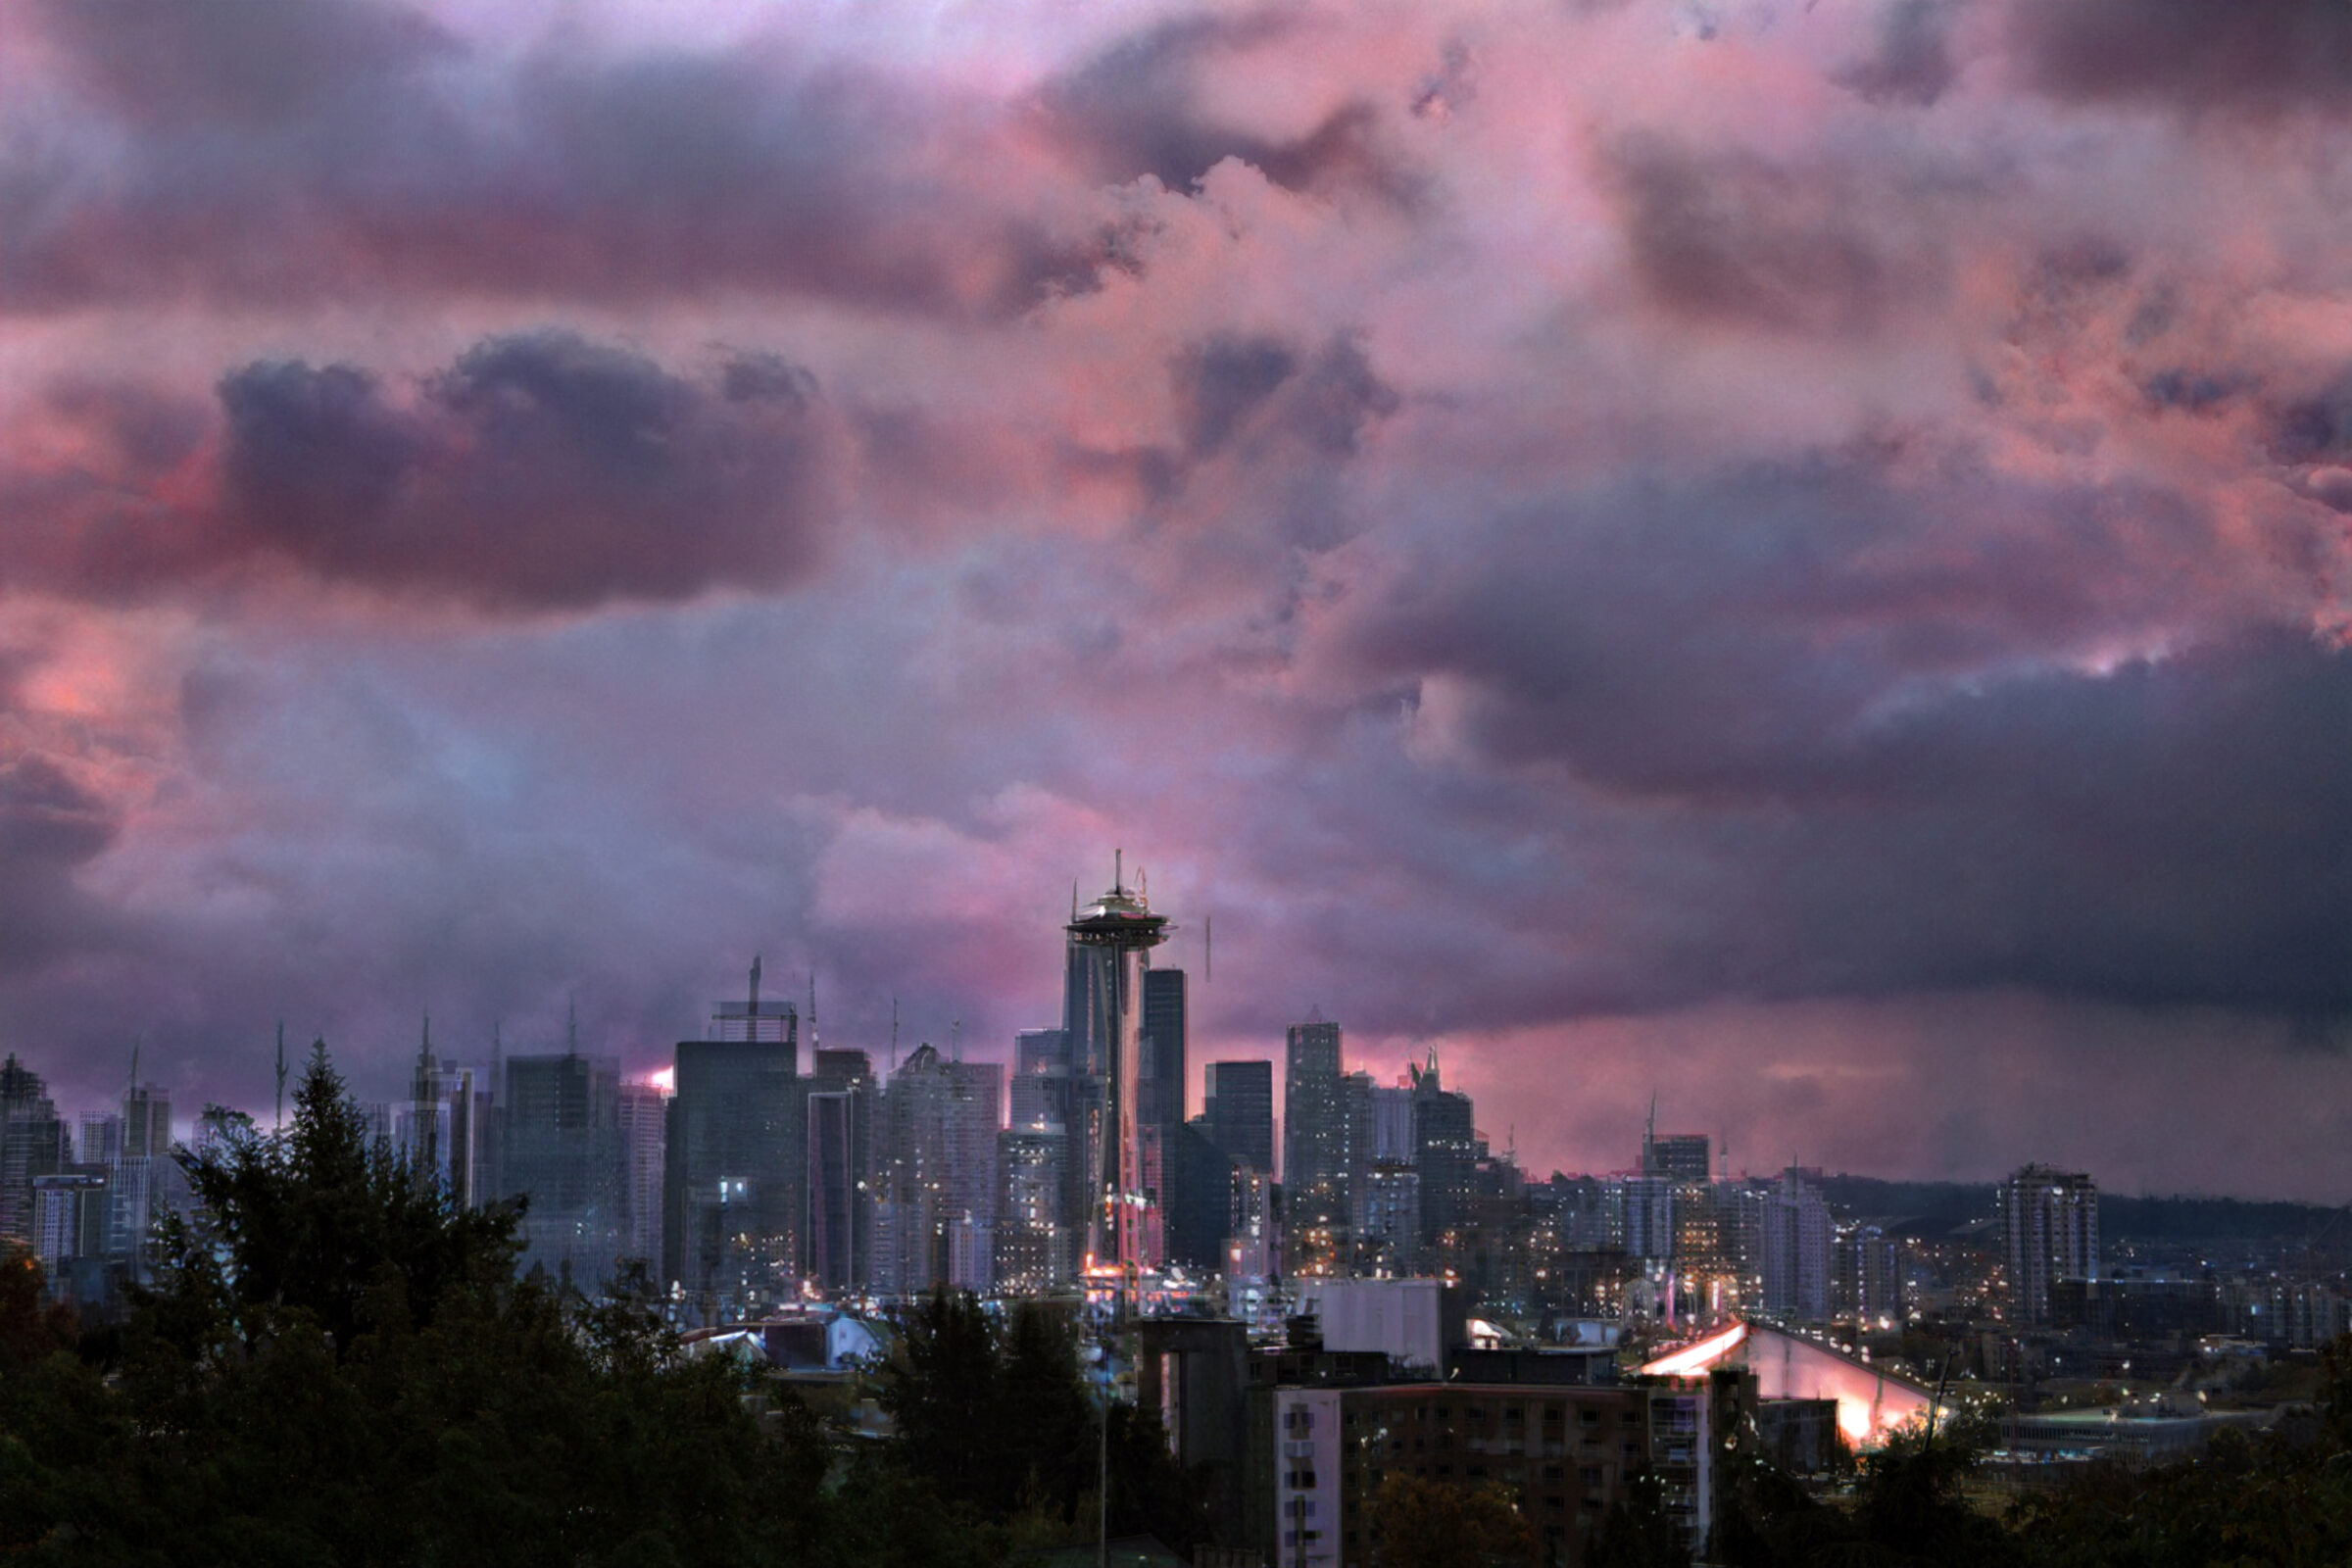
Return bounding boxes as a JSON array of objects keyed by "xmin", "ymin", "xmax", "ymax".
[
  {"xmin": 0, "ymin": 1055, "xmax": 65, "ymax": 1244},
  {"xmin": 500, "ymin": 1046, "xmax": 624, "ymax": 1293},
  {"xmin": 869, "ymin": 1044, "xmax": 1002, "ymax": 1297},
  {"xmin": 1203, "ymin": 1059, "xmax": 1274, "ymax": 1175},
  {"xmin": 1283, "ymin": 1016, "xmax": 1346, "ymax": 1218},
  {"xmin": 804, "ymin": 1048, "xmax": 871, "ymax": 1297},
  {"xmin": 1408, "ymin": 1054, "xmax": 1476, "ymax": 1251},
  {"xmin": 1140, "ymin": 966, "xmax": 1188, "ymax": 1138},
  {"xmin": 2004, "ymin": 1164, "xmax": 2099, "ymax": 1327},
  {"xmin": 663, "ymin": 963, "xmax": 802, "ymax": 1316},
  {"xmin": 1009, "ymin": 1028, "xmax": 1072, "ymax": 1132},
  {"xmin": 618, "ymin": 1078, "xmax": 668, "ymax": 1271}
]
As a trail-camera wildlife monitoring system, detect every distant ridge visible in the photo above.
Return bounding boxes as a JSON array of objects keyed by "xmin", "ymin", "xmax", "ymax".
[{"xmin": 1814, "ymin": 1176, "xmax": 2349, "ymax": 1245}]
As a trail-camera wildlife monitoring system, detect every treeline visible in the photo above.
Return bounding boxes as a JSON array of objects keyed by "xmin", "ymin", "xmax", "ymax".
[
  {"xmin": 0, "ymin": 1047, "xmax": 1185, "ymax": 1567},
  {"xmin": 1816, "ymin": 1174, "xmax": 2349, "ymax": 1245}
]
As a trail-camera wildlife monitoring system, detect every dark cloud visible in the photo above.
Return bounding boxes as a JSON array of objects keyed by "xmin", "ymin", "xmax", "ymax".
[
  {"xmin": 32, "ymin": 0, "xmax": 457, "ymax": 129},
  {"xmin": 1034, "ymin": 14, "xmax": 1415, "ymax": 202},
  {"xmin": 1172, "ymin": 333, "xmax": 1397, "ymax": 461},
  {"xmin": 213, "ymin": 330, "xmax": 834, "ymax": 610},
  {"xmin": 1338, "ymin": 456, "xmax": 2352, "ymax": 1017},
  {"xmin": 1602, "ymin": 135, "xmax": 1940, "ymax": 334},
  {"xmin": 1836, "ymin": 0, "xmax": 1959, "ymax": 107},
  {"xmin": 4, "ymin": 0, "xmax": 1080, "ymax": 316},
  {"xmin": 2012, "ymin": 0, "xmax": 2352, "ymax": 112},
  {"xmin": 0, "ymin": 743, "xmax": 119, "ymax": 978}
]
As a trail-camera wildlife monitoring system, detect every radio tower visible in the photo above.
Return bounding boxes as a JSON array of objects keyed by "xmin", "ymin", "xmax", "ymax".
[{"xmin": 1066, "ymin": 851, "xmax": 1171, "ymax": 1312}]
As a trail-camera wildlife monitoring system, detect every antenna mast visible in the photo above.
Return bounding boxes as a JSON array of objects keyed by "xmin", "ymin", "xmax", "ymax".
[{"xmin": 273, "ymin": 1021, "xmax": 287, "ymax": 1128}]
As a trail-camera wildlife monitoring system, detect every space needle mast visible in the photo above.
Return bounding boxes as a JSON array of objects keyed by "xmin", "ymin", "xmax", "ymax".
[{"xmin": 1066, "ymin": 850, "xmax": 1171, "ymax": 1316}]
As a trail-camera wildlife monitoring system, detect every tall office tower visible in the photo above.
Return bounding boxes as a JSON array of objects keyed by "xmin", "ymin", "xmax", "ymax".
[
  {"xmin": 1064, "ymin": 862, "xmax": 1170, "ymax": 1287},
  {"xmin": 944, "ymin": 1056, "xmax": 1003, "ymax": 1291},
  {"xmin": 2004, "ymin": 1164, "xmax": 2099, "ymax": 1327},
  {"xmin": 1009, "ymin": 1028, "xmax": 1072, "ymax": 1131},
  {"xmin": 995, "ymin": 1125, "xmax": 1067, "ymax": 1295},
  {"xmin": 501, "ymin": 1046, "xmax": 624, "ymax": 1293},
  {"xmin": 804, "ymin": 1048, "xmax": 871, "ymax": 1297},
  {"xmin": 1407, "ymin": 1054, "xmax": 1476, "ymax": 1250},
  {"xmin": 664, "ymin": 963, "xmax": 802, "ymax": 1317},
  {"xmin": 394, "ymin": 1025, "xmax": 486, "ymax": 1209},
  {"xmin": 617, "ymin": 1079, "xmax": 668, "ymax": 1272},
  {"xmin": 1642, "ymin": 1131, "xmax": 1711, "ymax": 1186},
  {"xmin": 1617, "ymin": 1176, "xmax": 1676, "ymax": 1262},
  {"xmin": 1835, "ymin": 1222, "xmax": 1903, "ymax": 1324},
  {"xmin": 1283, "ymin": 1016, "xmax": 1347, "ymax": 1226},
  {"xmin": 869, "ymin": 1044, "xmax": 1001, "ymax": 1297},
  {"xmin": 1203, "ymin": 1060, "xmax": 1275, "ymax": 1174},
  {"xmin": 1161, "ymin": 1117, "xmax": 1232, "ymax": 1270},
  {"xmin": 111, "ymin": 1080, "xmax": 176, "ymax": 1281},
  {"xmin": 0, "ymin": 1056, "xmax": 65, "ymax": 1243},
  {"xmin": 1140, "ymin": 967, "xmax": 1188, "ymax": 1138},
  {"xmin": 1340, "ymin": 1069, "xmax": 1376, "ymax": 1232},
  {"xmin": 1756, "ymin": 1170, "xmax": 1833, "ymax": 1322}
]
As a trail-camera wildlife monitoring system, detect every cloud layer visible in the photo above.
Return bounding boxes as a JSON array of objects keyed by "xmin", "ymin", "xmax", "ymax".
[{"xmin": 4, "ymin": 0, "xmax": 2351, "ymax": 1197}]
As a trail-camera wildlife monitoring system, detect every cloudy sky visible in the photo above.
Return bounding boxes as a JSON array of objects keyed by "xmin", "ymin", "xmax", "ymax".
[{"xmin": 5, "ymin": 0, "xmax": 2352, "ymax": 1199}]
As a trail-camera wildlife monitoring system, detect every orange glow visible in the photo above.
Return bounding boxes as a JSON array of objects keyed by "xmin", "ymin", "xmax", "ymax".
[{"xmin": 1640, "ymin": 1321, "xmax": 1746, "ymax": 1377}]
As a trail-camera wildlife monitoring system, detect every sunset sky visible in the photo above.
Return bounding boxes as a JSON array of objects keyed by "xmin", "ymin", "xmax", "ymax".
[{"xmin": 5, "ymin": 0, "xmax": 2352, "ymax": 1199}]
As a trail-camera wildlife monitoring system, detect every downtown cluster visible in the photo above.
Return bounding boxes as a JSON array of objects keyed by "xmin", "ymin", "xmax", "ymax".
[{"xmin": 3, "ymin": 875, "xmax": 2351, "ymax": 1567}]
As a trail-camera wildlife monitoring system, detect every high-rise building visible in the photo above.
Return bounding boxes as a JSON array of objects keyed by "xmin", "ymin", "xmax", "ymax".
[
  {"xmin": 1754, "ymin": 1170, "xmax": 1833, "ymax": 1323},
  {"xmin": 804, "ymin": 1048, "xmax": 871, "ymax": 1297},
  {"xmin": 869, "ymin": 1044, "xmax": 1002, "ymax": 1297},
  {"xmin": 500, "ymin": 1045, "xmax": 624, "ymax": 1293},
  {"xmin": 0, "ymin": 1055, "xmax": 65, "ymax": 1244},
  {"xmin": 663, "ymin": 963, "xmax": 802, "ymax": 1316},
  {"xmin": 1283, "ymin": 1016, "xmax": 1346, "ymax": 1223},
  {"xmin": 994, "ymin": 1125, "xmax": 1066, "ymax": 1296},
  {"xmin": 1009, "ymin": 1028, "xmax": 1072, "ymax": 1132},
  {"xmin": 1140, "ymin": 967, "xmax": 1188, "ymax": 1137},
  {"xmin": 1203, "ymin": 1060, "xmax": 1275, "ymax": 1174},
  {"xmin": 1064, "ymin": 863, "xmax": 1171, "ymax": 1287},
  {"xmin": 394, "ymin": 1024, "xmax": 486, "ymax": 1209},
  {"xmin": 1835, "ymin": 1222, "xmax": 1903, "ymax": 1325},
  {"xmin": 617, "ymin": 1079, "xmax": 668, "ymax": 1272},
  {"xmin": 2003, "ymin": 1164, "xmax": 2099, "ymax": 1327},
  {"xmin": 1642, "ymin": 1132, "xmax": 1711, "ymax": 1186},
  {"xmin": 1408, "ymin": 1054, "xmax": 1476, "ymax": 1250}
]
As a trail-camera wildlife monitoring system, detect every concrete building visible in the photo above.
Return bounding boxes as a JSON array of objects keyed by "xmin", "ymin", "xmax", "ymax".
[
  {"xmin": 2003, "ymin": 1165, "xmax": 2099, "ymax": 1327},
  {"xmin": 1285, "ymin": 1016, "xmax": 1348, "ymax": 1230}
]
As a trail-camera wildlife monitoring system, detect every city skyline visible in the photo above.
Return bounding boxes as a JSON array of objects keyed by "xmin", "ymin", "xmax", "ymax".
[{"xmin": 5, "ymin": 0, "xmax": 2352, "ymax": 1203}]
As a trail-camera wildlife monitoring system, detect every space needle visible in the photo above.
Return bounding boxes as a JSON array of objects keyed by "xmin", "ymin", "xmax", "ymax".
[{"xmin": 1066, "ymin": 851, "xmax": 1170, "ymax": 1311}]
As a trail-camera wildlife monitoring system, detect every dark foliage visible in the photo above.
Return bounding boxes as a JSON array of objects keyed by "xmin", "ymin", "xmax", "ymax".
[
  {"xmin": 873, "ymin": 1289, "xmax": 1210, "ymax": 1552},
  {"xmin": 0, "ymin": 1044, "xmax": 996, "ymax": 1567}
]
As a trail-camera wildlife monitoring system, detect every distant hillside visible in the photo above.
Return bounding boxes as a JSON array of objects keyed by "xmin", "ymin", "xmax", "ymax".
[
  {"xmin": 1814, "ymin": 1175, "xmax": 2350, "ymax": 1244},
  {"xmin": 2098, "ymin": 1194, "xmax": 2350, "ymax": 1244},
  {"xmin": 1815, "ymin": 1176, "xmax": 1993, "ymax": 1238}
]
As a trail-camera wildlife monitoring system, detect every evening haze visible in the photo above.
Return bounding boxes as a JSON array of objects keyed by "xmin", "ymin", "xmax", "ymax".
[{"xmin": 4, "ymin": 0, "xmax": 2351, "ymax": 1200}]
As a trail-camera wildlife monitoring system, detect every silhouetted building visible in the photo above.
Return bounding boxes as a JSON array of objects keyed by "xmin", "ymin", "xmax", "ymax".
[
  {"xmin": 1284, "ymin": 1016, "xmax": 1347, "ymax": 1222},
  {"xmin": 1141, "ymin": 966, "xmax": 1188, "ymax": 1138},
  {"xmin": 1408, "ymin": 1054, "xmax": 1475, "ymax": 1250},
  {"xmin": 0, "ymin": 1055, "xmax": 65, "ymax": 1244},
  {"xmin": 501, "ymin": 1043, "xmax": 624, "ymax": 1293},
  {"xmin": 1204, "ymin": 1059, "xmax": 1275, "ymax": 1175},
  {"xmin": 664, "ymin": 965, "xmax": 802, "ymax": 1316},
  {"xmin": 1642, "ymin": 1132, "xmax": 1711, "ymax": 1185},
  {"xmin": 618, "ymin": 1079, "xmax": 667, "ymax": 1271},
  {"xmin": 804, "ymin": 1048, "xmax": 871, "ymax": 1296}
]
